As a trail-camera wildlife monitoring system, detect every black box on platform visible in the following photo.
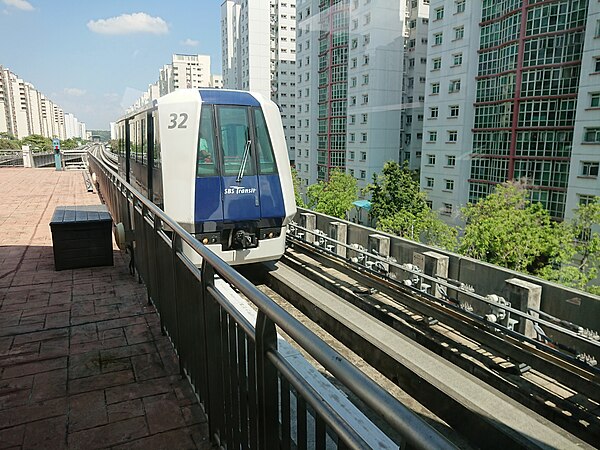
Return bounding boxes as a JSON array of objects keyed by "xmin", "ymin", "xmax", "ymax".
[{"xmin": 50, "ymin": 205, "xmax": 114, "ymax": 271}]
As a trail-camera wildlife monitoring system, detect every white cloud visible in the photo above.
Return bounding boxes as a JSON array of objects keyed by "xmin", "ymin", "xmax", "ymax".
[
  {"xmin": 64, "ymin": 88, "xmax": 86, "ymax": 97},
  {"xmin": 87, "ymin": 12, "xmax": 168, "ymax": 35},
  {"xmin": 181, "ymin": 38, "xmax": 199, "ymax": 47},
  {"xmin": 2, "ymin": 0, "xmax": 34, "ymax": 11}
]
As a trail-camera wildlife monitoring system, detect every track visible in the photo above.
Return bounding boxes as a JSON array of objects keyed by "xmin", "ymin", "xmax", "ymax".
[{"xmin": 241, "ymin": 241, "xmax": 598, "ymax": 449}]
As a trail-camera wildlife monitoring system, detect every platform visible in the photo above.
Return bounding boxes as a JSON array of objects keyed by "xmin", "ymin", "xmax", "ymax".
[{"xmin": 0, "ymin": 168, "xmax": 211, "ymax": 449}]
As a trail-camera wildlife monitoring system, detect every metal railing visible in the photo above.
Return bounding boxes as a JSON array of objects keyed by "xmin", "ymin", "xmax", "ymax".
[{"xmin": 88, "ymin": 153, "xmax": 455, "ymax": 450}]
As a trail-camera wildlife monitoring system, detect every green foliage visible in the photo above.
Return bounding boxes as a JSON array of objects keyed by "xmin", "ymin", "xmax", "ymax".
[
  {"xmin": 291, "ymin": 167, "xmax": 306, "ymax": 208},
  {"xmin": 21, "ymin": 135, "xmax": 52, "ymax": 153},
  {"xmin": 60, "ymin": 138, "xmax": 82, "ymax": 150},
  {"xmin": 537, "ymin": 198, "xmax": 600, "ymax": 293},
  {"xmin": 367, "ymin": 161, "xmax": 428, "ymax": 220},
  {"xmin": 460, "ymin": 182, "xmax": 566, "ymax": 273},
  {"xmin": 0, "ymin": 139, "xmax": 20, "ymax": 150},
  {"xmin": 367, "ymin": 161, "xmax": 457, "ymax": 250},
  {"xmin": 306, "ymin": 170, "xmax": 358, "ymax": 219}
]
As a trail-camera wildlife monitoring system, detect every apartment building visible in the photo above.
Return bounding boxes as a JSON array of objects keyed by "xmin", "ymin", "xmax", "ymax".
[
  {"xmin": 221, "ymin": 0, "xmax": 297, "ymax": 163},
  {"xmin": 294, "ymin": 0, "xmax": 406, "ymax": 189},
  {"xmin": 401, "ymin": 0, "xmax": 430, "ymax": 170},
  {"xmin": 421, "ymin": 0, "xmax": 600, "ymax": 223},
  {"xmin": 0, "ymin": 66, "xmax": 84, "ymax": 140}
]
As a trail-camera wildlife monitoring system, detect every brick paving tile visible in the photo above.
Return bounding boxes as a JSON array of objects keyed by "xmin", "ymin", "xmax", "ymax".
[{"xmin": 0, "ymin": 169, "xmax": 212, "ymax": 449}]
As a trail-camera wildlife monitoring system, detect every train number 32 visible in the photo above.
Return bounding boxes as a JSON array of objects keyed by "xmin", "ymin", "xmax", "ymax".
[{"xmin": 168, "ymin": 113, "xmax": 188, "ymax": 129}]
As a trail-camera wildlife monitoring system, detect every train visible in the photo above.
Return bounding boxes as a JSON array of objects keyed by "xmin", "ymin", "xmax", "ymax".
[{"xmin": 113, "ymin": 89, "xmax": 297, "ymax": 265}]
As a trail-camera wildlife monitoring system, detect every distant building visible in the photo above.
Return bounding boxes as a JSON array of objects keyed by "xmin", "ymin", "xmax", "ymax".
[
  {"xmin": 421, "ymin": 0, "xmax": 600, "ymax": 223},
  {"xmin": 131, "ymin": 54, "xmax": 222, "ymax": 113},
  {"xmin": 221, "ymin": 0, "xmax": 297, "ymax": 163},
  {"xmin": 0, "ymin": 66, "xmax": 84, "ymax": 140}
]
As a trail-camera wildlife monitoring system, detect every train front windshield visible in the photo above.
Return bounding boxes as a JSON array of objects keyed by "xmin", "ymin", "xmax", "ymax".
[{"xmin": 196, "ymin": 105, "xmax": 277, "ymax": 178}]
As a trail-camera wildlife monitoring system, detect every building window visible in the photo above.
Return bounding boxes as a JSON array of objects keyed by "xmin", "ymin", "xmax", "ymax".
[
  {"xmin": 449, "ymin": 105, "xmax": 459, "ymax": 117},
  {"xmin": 456, "ymin": 0, "xmax": 465, "ymax": 13},
  {"xmin": 351, "ymin": 77, "xmax": 357, "ymax": 87},
  {"xmin": 449, "ymin": 79, "xmax": 461, "ymax": 93},
  {"xmin": 349, "ymin": 168, "xmax": 355, "ymax": 177},
  {"xmin": 453, "ymin": 53, "xmax": 463, "ymax": 66},
  {"xmin": 349, "ymin": 133, "xmax": 356, "ymax": 142},
  {"xmin": 595, "ymin": 57, "xmax": 600, "ymax": 73},
  {"xmin": 350, "ymin": 114, "xmax": 356, "ymax": 124},
  {"xmin": 363, "ymin": 55, "xmax": 370, "ymax": 65},
  {"xmin": 579, "ymin": 194, "xmax": 597, "ymax": 206},
  {"xmin": 363, "ymin": 74, "xmax": 369, "ymax": 85},
  {"xmin": 362, "ymin": 94, "xmax": 369, "ymax": 104},
  {"xmin": 349, "ymin": 151, "xmax": 355, "ymax": 160},
  {"xmin": 448, "ymin": 131, "xmax": 458, "ymax": 142},
  {"xmin": 426, "ymin": 154, "xmax": 436, "ymax": 165},
  {"xmin": 431, "ymin": 83, "xmax": 440, "ymax": 94},
  {"xmin": 591, "ymin": 93, "xmax": 600, "ymax": 108},
  {"xmin": 445, "ymin": 179, "xmax": 454, "ymax": 191},
  {"xmin": 360, "ymin": 170, "xmax": 366, "ymax": 179},
  {"xmin": 364, "ymin": 34, "xmax": 370, "ymax": 45},
  {"xmin": 428, "ymin": 131, "xmax": 437, "ymax": 142},
  {"xmin": 426, "ymin": 177, "xmax": 435, "ymax": 188},
  {"xmin": 351, "ymin": 96, "xmax": 357, "ymax": 106},
  {"xmin": 435, "ymin": 7, "xmax": 444, "ymax": 20},
  {"xmin": 446, "ymin": 155, "xmax": 456, "ymax": 166},
  {"xmin": 406, "ymin": 115, "xmax": 413, "ymax": 125},
  {"xmin": 454, "ymin": 26, "xmax": 464, "ymax": 40},
  {"xmin": 361, "ymin": 133, "xmax": 368, "ymax": 142},
  {"xmin": 361, "ymin": 113, "xmax": 368, "ymax": 123},
  {"xmin": 352, "ymin": 38, "xmax": 358, "ymax": 49},
  {"xmin": 430, "ymin": 107, "xmax": 439, "ymax": 118},
  {"xmin": 351, "ymin": 58, "xmax": 357, "ymax": 68},
  {"xmin": 581, "ymin": 161, "xmax": 599, "ymax": 177},
  {"xmin": 434, "ymin": 33, "xmax": 443, "ymax": 45},
  {"xmin": 432, "ymin": 58, "xmax": 441, "ymax": 70},
  {"xmin": 596, "ymin": 19, "xmax": 600, "ymax": 37},
  {"xmin": 584, "ymin": 128, "xmax": 600, "ymax": 143},
  {"xmin": 364, "ymin": 13, "xmax": 371, "ymax": 25},
  {"xmin": 442, "ymin": 203, "xmax": 453, "ymax": 215},
  {"xmin": 361, "ymin": 151, "xmax": 367, "ymax": 160}
]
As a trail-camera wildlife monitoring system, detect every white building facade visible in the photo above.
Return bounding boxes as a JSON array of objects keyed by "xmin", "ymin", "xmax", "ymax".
[
  {"xmin": 221, "ymin": 0, "xmax": 297, "ymax": 163},
  {"xmin": 294, "ymin": 0, "xmax": 406, "ymax": 190},
  {"xmin": 0, "ymin": 66, "xmax": 84, "ymax": 140}
]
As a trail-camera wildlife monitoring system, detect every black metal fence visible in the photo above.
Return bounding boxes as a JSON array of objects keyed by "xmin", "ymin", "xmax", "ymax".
[{"xmin": 88, "ymin": 154, "xmax": 455, "ymax": 450}]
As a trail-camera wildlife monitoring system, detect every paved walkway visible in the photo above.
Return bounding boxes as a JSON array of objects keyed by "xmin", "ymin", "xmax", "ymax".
[{"xmin": 0, "ymin": 168, "xmax": 211, "ymax": 449}]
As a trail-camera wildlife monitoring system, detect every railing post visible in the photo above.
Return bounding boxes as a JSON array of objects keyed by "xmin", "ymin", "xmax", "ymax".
[
  {"xmin": 255, "ymin": 311, "xmax": 278, "ymax": 449},
  {"xmin": 201, "ymin": 261, "xmax": 225, "ymax": 447}
]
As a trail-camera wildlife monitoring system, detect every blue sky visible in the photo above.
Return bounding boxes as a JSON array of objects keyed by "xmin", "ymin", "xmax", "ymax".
[{"xmin": 0, "ymin": 0, "xmax": 222, "ymax": 130}]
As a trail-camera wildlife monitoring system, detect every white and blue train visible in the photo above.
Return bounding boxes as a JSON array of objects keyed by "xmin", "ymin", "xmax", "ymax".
[{"xmin": 114, "ymin": 89, "xmax": 296, "ymax": 265}]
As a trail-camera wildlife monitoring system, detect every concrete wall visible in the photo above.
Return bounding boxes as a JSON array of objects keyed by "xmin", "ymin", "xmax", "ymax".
[{"xmin": 296, "ymin": 208, "xmax": 600, "ymax": 341}]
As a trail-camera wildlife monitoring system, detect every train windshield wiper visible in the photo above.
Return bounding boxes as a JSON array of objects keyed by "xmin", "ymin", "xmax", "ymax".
[{"xmin": 237, "ymin": 140, "xmax": 251, "ymax": 182}]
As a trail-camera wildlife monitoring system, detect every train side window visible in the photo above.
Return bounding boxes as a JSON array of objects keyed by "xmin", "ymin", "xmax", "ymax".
[
  {"xmin": 153, "ymin": 112, "xmax": 161, "ymax": 168},
  {"xmin": 197, "ymin": 106, "xmax": 217, "ymax": 177},
  {"xmin": 217, "ymin": 106, "xmax": 256, "ymax": 178},
  {"xmin": 253, "ymin": 108, "xmax": 277, "ymax": 174},
  {"xmin": 141, "ymin": 118, "xmax": 146, "ymax": 165}
]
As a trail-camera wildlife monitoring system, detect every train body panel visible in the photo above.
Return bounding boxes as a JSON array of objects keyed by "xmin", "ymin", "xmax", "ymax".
[
  {"xmin": 156, "ymin": 90, "xmax": 201, "ymax": 230},
  {"xmin": 117, "ymin": 88, "xmax": 296, "ymax": 265}
]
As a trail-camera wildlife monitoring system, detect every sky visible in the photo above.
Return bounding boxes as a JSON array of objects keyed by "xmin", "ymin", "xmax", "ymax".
[{"xmin": 0, "ymin": 0, "xmax": 223, "ymax": 130}]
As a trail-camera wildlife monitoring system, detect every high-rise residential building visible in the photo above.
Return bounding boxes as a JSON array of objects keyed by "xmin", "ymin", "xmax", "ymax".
[
  {"xmin": 421, "ymin": 0, "xmax": 600, "ymax": 223},
  {"xmin": 295, "ymin": 0, "xmax": 405, "ymax": 189},
  {"xmin": 221, "ymin": 0, "xmax": 297, "ymax": 163},
  {"xmin": 0, "ymin": 66, "xmax": 83, "ymax": 140},
  {"xmin": 401, "ymin": 0, "xmax": 430, "ymax": 171}
]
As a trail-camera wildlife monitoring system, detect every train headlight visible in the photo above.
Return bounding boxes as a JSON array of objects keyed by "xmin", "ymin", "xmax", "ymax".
[
  {"xmin": 202, "ymin": 238, "xmax": 209, "ymax": 245},
  {"xmin": 268, "ymin": 232, "xmax": 274, "ymax": 239}
]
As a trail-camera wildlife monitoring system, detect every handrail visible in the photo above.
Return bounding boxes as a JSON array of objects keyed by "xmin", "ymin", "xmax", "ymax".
[{"xmin": 88, "ymin": 153, "xmax": 456, "ymax": 450}]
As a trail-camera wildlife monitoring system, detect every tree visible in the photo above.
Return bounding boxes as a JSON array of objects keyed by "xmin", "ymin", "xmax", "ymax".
[
  {"xmin": 367, "ymin": 161, "xmax": 428, "ymax": 220},
  {"xmin": 366, "ymin": 161, "xmax": 457, "ymax": 250},
  {"xmin": 21, "ymin": 135, "xmax": 52, "ymax": 153},
  {"xmin": 537, "ymin": 198, "xmax": 600, "ymax": 293},
  {"xmin": 459, "ymin": 181, "xmax": 566, "ymax": 273},
  {"xmin": 291, "ymin": 167, "xmax": 306, "ymax": 208},
  {"xmin": 306, "ymin": 169, "xmax": 358, "ymax": 219}
]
